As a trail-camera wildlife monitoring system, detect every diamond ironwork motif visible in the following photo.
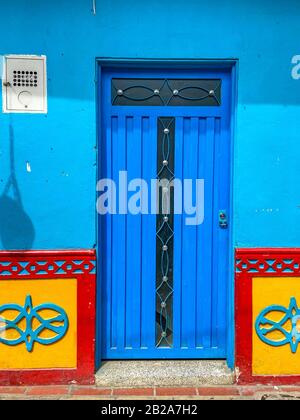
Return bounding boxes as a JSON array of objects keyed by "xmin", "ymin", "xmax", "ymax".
[
  {"xmin": 112, "ymin": 79, "xmax": 221, "ymax": 106},
  {"xmin": 156, "ymin": 118, "xmax": 175, "ymax": 347}
]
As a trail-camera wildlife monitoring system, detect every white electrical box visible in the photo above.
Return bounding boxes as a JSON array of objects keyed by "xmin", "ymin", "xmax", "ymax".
[{"xmin": 2, "ymin": 55, "xmax": 47, "ymax": 114}]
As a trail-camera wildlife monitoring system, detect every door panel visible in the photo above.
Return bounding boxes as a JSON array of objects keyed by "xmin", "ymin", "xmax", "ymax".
[
  {"xmin": 100, "ymin": 69, "xmax": 231, "ymax": 360},
  {"xmin": 174, "ymin": 117, "xmax": 227, "ymax": 354},
  {"xmin": 104, "ymin": 115, "xmax": 157, "ymax": 355}
]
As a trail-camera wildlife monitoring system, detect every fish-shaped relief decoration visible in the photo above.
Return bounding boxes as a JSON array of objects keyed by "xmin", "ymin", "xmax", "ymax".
[{"xmin": 256, "ymin": 297, "xmax": 300, "ymax": 353}]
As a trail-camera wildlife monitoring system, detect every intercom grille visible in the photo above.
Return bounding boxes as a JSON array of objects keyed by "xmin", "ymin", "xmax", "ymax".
[{"xmin": 12, "ymin": 70, "xmax": 38, "ymax": 88}]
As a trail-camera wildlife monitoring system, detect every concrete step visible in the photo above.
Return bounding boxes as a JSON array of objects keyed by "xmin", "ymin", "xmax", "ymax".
[{"xmin": 96, "ymin": 361, "xmax": 235, "ymax": 388}]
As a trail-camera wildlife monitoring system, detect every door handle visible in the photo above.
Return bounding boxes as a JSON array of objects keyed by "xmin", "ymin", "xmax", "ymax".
[{"xmin": 219, "ymin": 210, "xmax": 228, "ymax": 229}]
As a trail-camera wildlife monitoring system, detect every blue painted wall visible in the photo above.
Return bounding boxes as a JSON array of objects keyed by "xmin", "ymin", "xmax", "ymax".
[{"xmin": 0, "ymin": 0, "xmax": 299, "ymax": 250}]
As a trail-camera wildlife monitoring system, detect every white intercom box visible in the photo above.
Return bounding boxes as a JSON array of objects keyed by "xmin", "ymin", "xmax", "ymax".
[{"xmin": 2, "ymin": 55, "xmax": 47, "ymax": 114}]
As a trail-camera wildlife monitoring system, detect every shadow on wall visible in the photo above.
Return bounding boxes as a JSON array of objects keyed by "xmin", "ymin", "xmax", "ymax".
[{"xmin": 0, "ymin": 125, "xmax": 35, "ymax": 250}]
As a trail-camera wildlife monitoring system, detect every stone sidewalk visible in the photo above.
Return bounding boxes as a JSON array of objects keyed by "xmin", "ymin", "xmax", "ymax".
[{"xmin": 1, "ymin": 385, "xmax": 300, "ymax": 400}]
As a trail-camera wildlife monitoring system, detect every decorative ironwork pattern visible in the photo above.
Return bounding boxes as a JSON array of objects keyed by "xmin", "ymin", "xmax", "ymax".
[
  {"xmin": 256, "ymin": 297, "xmax": 300, "ymax": 353},
  {"xmin": 0, "ymin": 295, "xmax": 69, "ymax": 352},
  {"xmin": 156, "ymin": 117, "xmax": 175, "ymax": 348},
  {"xmin": 112, "ymin": 79, "xmax": 221, "ymax": 106},
  {"xmin": 235, "ymin": 251, "xmax": 300, "ymax": 275}
]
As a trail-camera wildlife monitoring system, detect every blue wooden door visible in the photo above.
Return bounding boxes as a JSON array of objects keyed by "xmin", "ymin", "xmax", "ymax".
[{"xmin": 99, "ymin": 68, "xmax": 232, "ymax": 360}]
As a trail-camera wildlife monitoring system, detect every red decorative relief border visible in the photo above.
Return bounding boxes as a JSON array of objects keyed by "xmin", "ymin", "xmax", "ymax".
[
  {"xmin": 236, "ymin": 248, "xmax": 300, "ymax": 275},
  {"xmin": 0, "ymin": 250, "xmax": 96, "ymax": 386},
  {"xmin": 0, "ymin": 250, "xmax": 96, "ymax": 278},
  {"xmin": 236, "ymin": 248, "xmax": 300, "ymax": 385}
]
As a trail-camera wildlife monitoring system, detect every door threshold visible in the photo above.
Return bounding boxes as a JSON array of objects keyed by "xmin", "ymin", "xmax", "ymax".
[{"xmin": 96, "ymin": 360, "xmax": 235, "ymax": 388}]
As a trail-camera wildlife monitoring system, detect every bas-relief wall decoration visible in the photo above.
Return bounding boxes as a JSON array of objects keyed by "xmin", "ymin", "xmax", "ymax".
[
  {"xmin": 0, "ymin": 250, "xmax": 96, "ymax": 386},
  {"xmin": 255, "ymin": 297, "xmax": 300, "ymax": 354},
  {"xmin": 236, "ymin": 249, "xmax": 300, "ymax": 384},
  {"xmin": 0, "ymin": 295, "xmax": 69, "ymax": 352}
]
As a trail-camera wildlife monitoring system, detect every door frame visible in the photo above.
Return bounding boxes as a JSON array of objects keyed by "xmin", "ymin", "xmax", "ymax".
[{"xmin": 95, "ymin": 58, "xmax": 238, "ymax": 370}]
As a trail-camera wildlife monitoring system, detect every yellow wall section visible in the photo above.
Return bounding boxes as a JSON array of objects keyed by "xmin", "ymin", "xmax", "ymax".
[
  {"xmin": 0, "ymin": 279, "xmax": 77, "ymax": 370},
  {"xmin": 253, "ymin": 277, "xmax": 300, "ymax": 376}
]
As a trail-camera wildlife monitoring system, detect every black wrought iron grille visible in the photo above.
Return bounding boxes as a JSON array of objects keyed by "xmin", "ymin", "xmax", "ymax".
[
  {"xmin": 156, "ymin": 117, "xmax": 175, "ymax": 348},
  {"xmin": 112, "ymin": 79, "xmax": 221, "ymax": 106}
]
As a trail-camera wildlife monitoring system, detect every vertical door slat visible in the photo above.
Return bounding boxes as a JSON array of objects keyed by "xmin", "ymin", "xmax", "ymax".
[
  {"xmin": 113, "ymin": 116, "xmax": 127, "ymax": 352},
  {"xmin": 126, "ymin": 117, "xmax": 142, "ymax": 349},
  {"xmin": 214, "ymin": 117, "xmax": 229, "ymax": 350},
  {"xmin": 197, "ymin": 117, "xmax": 215, "ymax": 349},
  {"xmin": 102, "ymin": 116, "xmax": 114, "ymax": 355},
  {"xmin": 141, "ymin": 116, "xmax": 157, "ymax": 350},
  {"xmin": 109, "ymin": 116, "xmax": 117, "ymax": 349},
  {"xmin": 173, "ymin": 117, "xmax": 184, "ymax": 350},
  {"xmin": 211, "ymin": 117, "xmax": 220, "ymax": 349},
  {"xmin": 180, "ymin": 117, "xmax": 198, "ymax": 349}
]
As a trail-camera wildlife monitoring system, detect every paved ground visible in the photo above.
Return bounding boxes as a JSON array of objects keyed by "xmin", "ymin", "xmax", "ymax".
[
  {"xmin": 96, "ymin": 361, "xmax": 234, "ymax": 387},
  {"xmin": 1, "ymin": 385, "xmax": 300, "ymax": 400}
]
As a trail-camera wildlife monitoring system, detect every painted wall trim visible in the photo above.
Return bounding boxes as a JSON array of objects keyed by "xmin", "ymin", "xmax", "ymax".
[
  {"xmin": 236, "ymin": 248, "xmax": 300, "ymax": 385},
  {"xmin": 96, "ymin": 59, "xmax": 238, "ymax": 369},
  {"xmin": 0, "ymin": 249, "xmax": 96, "ymax": 386}
]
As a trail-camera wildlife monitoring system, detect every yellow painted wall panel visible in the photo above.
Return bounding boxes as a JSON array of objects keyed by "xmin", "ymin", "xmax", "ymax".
[
  {"xmin": 0, "ymin": 279, "xmax": 77, "ymax": 370},
  {"xmin": 253, "ymin": 277, "xmax": 300, "ymax": 376}
]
